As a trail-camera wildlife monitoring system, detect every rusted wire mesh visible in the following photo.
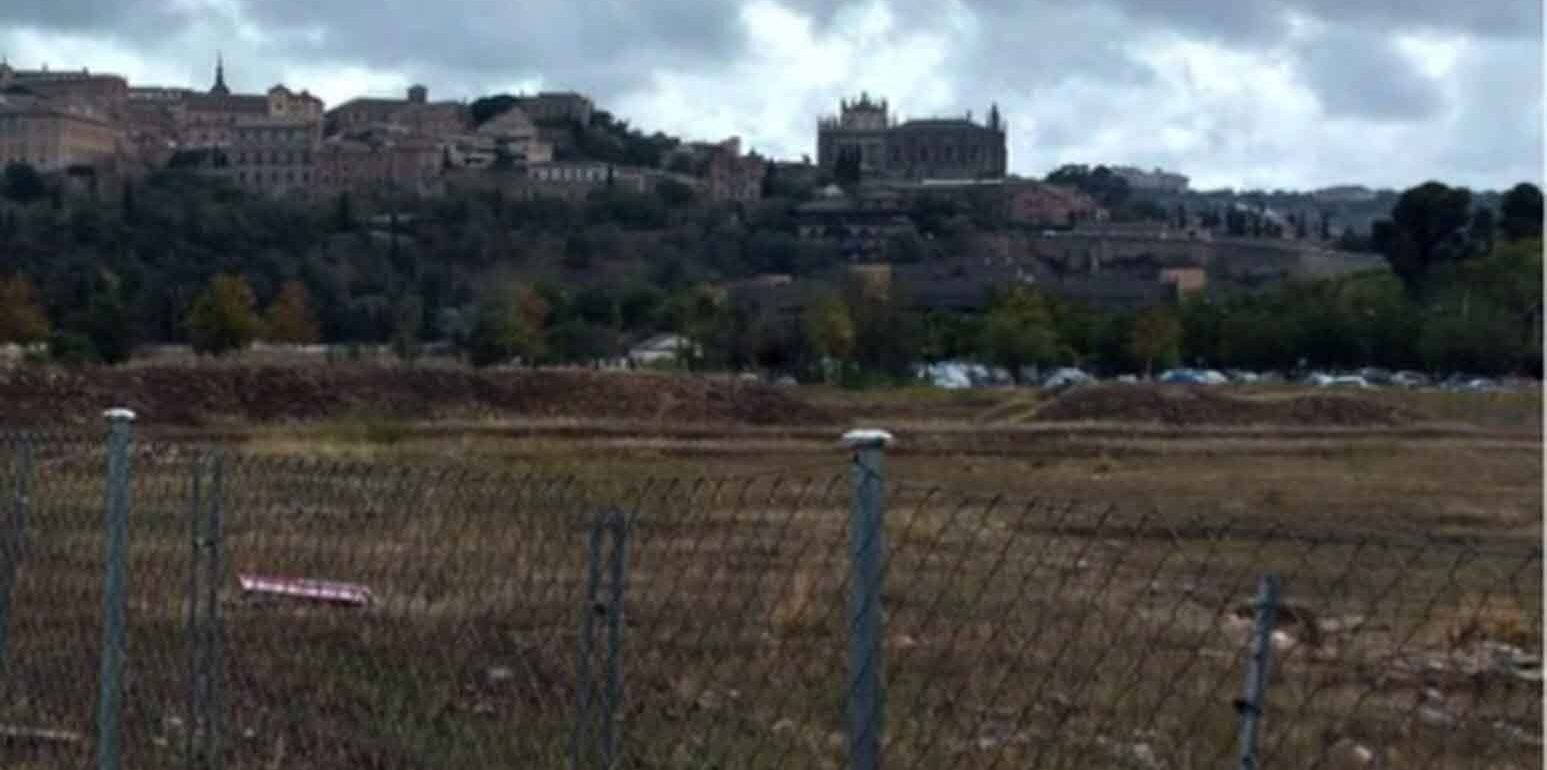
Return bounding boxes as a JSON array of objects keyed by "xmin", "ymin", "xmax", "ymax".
[{"xmin": 0, "ymin": 433, "xmax": 1537, "ymax": 770}]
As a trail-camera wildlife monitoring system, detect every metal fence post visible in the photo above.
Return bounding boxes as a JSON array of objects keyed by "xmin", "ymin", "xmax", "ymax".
[
  {"xmin": 1235, "ymin": 573, "xmax": 1281, "ymax": 770},
  {"xmin": 843, "ymin": 428, "xmax": 893, "ymax": 770},
  {"xmin": 0, "ymin": 437, "xmax": 33, "ymax": 672},
  {"xmin": 572, "ymin": 510, "xmax": 606, "ymax": 770},
  {"xmin": 185, "ymin": 455, "xmax": 203, "ymax": 769},
  {"xmin": 187, "ymin": 453, "xmax": 225, "ymax": 770},
  {"xmin": 207, "ymin": 454, "xmax": 225, "ymax": 769},
  {"xmin": 601, "ymin": 508, "xmax": 629, "ymax": 770},
  {"xmin": 574, "ymin": 507, "xmax": 629, "ymax": 770},
  {"xmin": 99, "ymin": 407, "xmax": 136, "ymax": 770}
]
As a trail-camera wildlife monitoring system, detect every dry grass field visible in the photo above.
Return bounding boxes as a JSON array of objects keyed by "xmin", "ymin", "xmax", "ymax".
[{"xmin": 0, "ymin": 371, "xmax": 1538, "ymax": 769}]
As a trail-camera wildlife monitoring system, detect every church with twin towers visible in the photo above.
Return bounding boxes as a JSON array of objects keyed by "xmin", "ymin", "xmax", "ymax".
[{"xmin": 816, "ymin": 93, "xmax": 1008, "ymax": 182}]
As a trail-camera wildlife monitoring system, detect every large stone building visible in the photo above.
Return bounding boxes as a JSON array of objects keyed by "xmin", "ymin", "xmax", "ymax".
[
  {"xmin": 476, "ymin": 106, "xmax": 553, "ymax": 163},
  {"xmin": 512, "ymin": 92, "xmax": 594, "ymax": 125},
  {"xmin": 1110, "ymin": 165, "xmax": 1189, "ymax": 193},
  {"xmin": 328, "ymin": 85, "xmax": 467, "ymax": 139},
  {"xmin": 704, "ymin": 137, "xmax": 765, "ymax": 204},
  {"xmin": 315, "ymin": 130, "xmax": 441, "ymax": 196},
  {"xmin": 0, "ymin": 92, "xmax": 119, "ymax": 172},
  {"xmin": 0, "ymin": 61, "xmax": 129, "ymax": 117},
  {"xmin": 816, "ymin": 93, "xmax": 1007, "ymax": 181},
  {"xmin": 170, "ymin": 59, "xmax": 323, "ymax": 150},
  {"xmin": 224, "ymin": 117, "xmax": 322, "ymax": 197}
]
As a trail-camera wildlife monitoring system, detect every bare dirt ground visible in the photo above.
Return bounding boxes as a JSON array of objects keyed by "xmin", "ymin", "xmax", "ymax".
[{"xmin": 0, "ymin": 366, "xmax": 1538, "ymax": 769}]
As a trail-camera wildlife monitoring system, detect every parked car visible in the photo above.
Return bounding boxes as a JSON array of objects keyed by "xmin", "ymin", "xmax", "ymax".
[
  {"xmin": 917, "ymin": 361, "xmax": 973, "ymax": 390},
  {"xmin": 1357, "ymin": 367, "xmax": 1394, "ymax": 385},
  {"xmin": 1391, "ymin": 371, "xmax": 1429, "ymax": 389},
  {"xmin": 1042, "ymin": 367, "xmax": 1093, "ymax": 391},
  {"xmin": 1316, "ymin": 374, "xmax": 1375, "ymax": 389},
  {"xmin": 1160, "ymin": 368, "xmax": 1228, "ymax": 385}
]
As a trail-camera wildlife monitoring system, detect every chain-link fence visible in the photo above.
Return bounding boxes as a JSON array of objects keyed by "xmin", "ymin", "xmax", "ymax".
[{"xmin": 0, "ymin": 420, "xmax": 1539, "ymax": 770}]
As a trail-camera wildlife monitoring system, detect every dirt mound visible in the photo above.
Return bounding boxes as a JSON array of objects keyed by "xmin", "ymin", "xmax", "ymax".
[
  {"xmin": 0, "ymin": 365, "xmax": 833, "ymax": 428},
  {"xmin": 1032, "ymin": 384, "xmax": 1417, "ymax": 427}
]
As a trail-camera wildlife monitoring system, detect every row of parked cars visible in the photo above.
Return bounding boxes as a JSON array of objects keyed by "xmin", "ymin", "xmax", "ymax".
[{"xmin": 914, "ymin": 361, "xmax": 1533, "ymax": 393}]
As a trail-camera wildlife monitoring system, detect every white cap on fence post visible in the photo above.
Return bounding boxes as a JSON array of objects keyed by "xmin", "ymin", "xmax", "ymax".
[
  {"xmin": 841, "ymin": 429, "xmax": 894, "ymax": 450},
  {"xmin": 102, "ymin": 408, "xmax": 137, "ymax": 422}
]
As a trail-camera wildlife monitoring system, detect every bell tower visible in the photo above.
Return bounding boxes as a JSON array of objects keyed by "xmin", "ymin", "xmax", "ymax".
[{"xmin": 210, "ymin": 53, "xmax": 230, "ymax": 96}]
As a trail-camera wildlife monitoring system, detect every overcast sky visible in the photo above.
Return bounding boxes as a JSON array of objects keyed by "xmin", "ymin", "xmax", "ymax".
[{"xmin": 2, "ymin": 0, "xmax": 1541, "ymax": 191}]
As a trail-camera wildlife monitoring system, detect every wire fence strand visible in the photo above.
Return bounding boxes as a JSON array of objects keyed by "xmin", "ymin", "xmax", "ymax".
[{"xmin": 0, "ymin": 432, "xmax": 1537, "ymax": 770}]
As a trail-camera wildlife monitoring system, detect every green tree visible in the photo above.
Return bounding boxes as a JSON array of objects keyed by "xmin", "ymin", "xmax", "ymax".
[
  {"xmin": 469, "ymin": 94, "xmax": 519, "ymax": 126},
  {"xmin": 187, "ymin": 274, "xmax": 263, "ymax": 357},
  {"xmin": 802, "ymin": 293, "xmax": 855, "ymax": 376},
  {"xmin": 978, "ymin": 286, "xmax": 1062, "ymax": 383},
  {"xmin": 67, "ymin": 277, "xmax": 135, "ymax": 365},
  {"xmin": 1499, "ymin": 182, "xmax": 1543, "ymax": 242},
  {"xmin": 662, "ymin": 284, "xmax": 724, "ymax": 370},
  {"xmin": 656, "ymin": 179, "xmax": 697, "ymax": 207},
  {"xmin": 390, "ymin": 295, "xmax": 425, "ymax": 362},
  {"xmin": 461, "ymin": 282, "xmax": 548, "ymax": 367},
  {"xmin": 619, "ymin": 285, "xmax": 665, "ymax": 331},
  {"xmin": 1419, "ymin": 299, "xmax": 1522, "ymax": 375},
  {"xmin": 1372, "ymin": 181, "xmax": 1474, "ymax": 296},
  {"xmin": 1045, "ymin": 164, "xmax": 1130, "ymax": 210},
  {"xmin": 1469, "ymin": 207, "xmax": 1496, "ymax": 255},
  {"xmin": 1178, "ymin": 297, "xmax": 1224, "ymax": 367},
  {"xmin": 1129, "ymin": 306, "xmax": 1181, "ymax": 376},
  {"xmin": 263, "ymin": 279, "xmax": 321, "ymax": 343},
  {"xmin": 0, "ymin": 275, "xmax": 50, "ymax": 343}
]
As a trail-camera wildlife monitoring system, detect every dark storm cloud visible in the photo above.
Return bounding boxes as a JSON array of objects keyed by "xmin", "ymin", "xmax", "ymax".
[
  {"xmin": 1295, "ymin": 30, "xmax": 1445, "ymax": 121},
  {"xmin": 0, "ymin": 0, "xmax": 1537, "ymax": 187},
  {"xmin": 237, "ymin": 0, "xmax": 746, "ymax": 101},
  {"xmin": 0, "ymin": 0, "xmax": 1529, "ymax": 110},
  {"xmin": 954, "ymin": 0, "xmax": 1540, "ymax": 43},
  {"xmin": 0, "ymin": 0, "xmax": 192, "ymax": 44}
]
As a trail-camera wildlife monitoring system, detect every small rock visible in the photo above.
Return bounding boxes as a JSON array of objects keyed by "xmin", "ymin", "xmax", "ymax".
[
  {"xmin": 1316, "ymin": 615, "xmax": 1366, "ymax": 635},
  {"xmin": 1271, "ymin": 630, "xmax": 1298, "ymax": 653},
  {"xmin": 485, "ymin": 666, "xmax": 515, "ymax": 685},
  {"xmin": 1096, "ymin": 736, "xmax": 1163, "ymax": 769},
  {"xmin": 1418, "ymin": 706, "xmax": 1455, "ymax": 729},
  {"xmin": 1327, "ymin": 738, "xmax": 1374, "ymax": 769},
  {"xmin": 770, "ymin": 719, "xmax": 795, "ymax": 734},
  {"xmin": 1492, "ymin": 721, "xmax": 1544, "ymax": 747},
  {"xmin": 242, "ymin": 727, "xmax": 258, "ymax": 741}
]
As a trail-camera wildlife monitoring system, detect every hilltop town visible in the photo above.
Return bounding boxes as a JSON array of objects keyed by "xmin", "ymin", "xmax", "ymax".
[
  {"xmin": 0, "ymin": 56, "xmax": 1537, "ymax": 382},
  {"xmin": 0, "ymin": 57, "xmax": 1405, "ymax": 306}
]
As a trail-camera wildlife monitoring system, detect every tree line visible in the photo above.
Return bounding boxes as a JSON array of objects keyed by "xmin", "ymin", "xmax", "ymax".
[{"xmin": 0, "ymin": 162, "xmax": 1540, "ymax": 379}]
